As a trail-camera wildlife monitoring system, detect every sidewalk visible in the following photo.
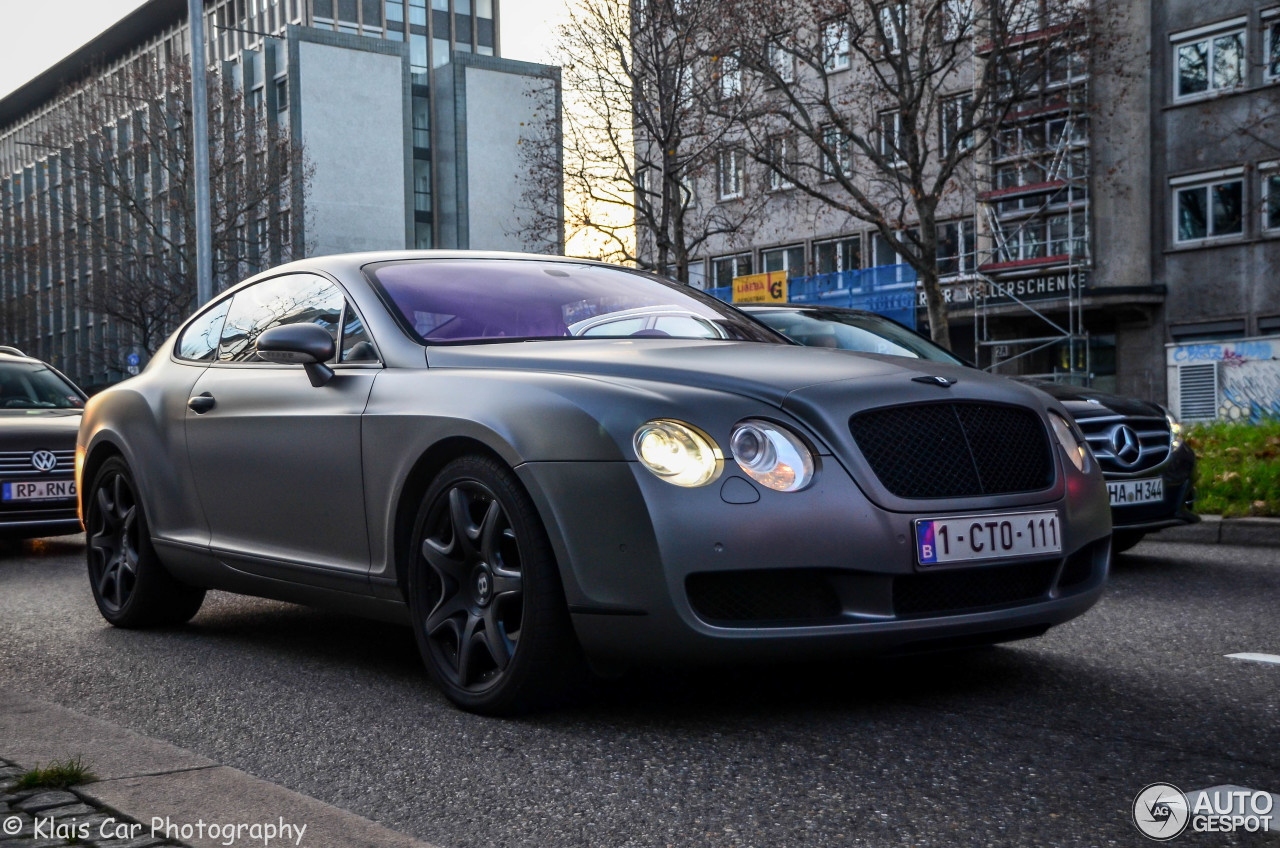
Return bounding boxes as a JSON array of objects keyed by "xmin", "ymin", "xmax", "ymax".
[
  {"xmin": 1154, "ymin": 515, "xmax": 1280, "ymax": 547},
  {"xmin": 0, "ymin": 692, "xmax": 439, "ymax": 848}
]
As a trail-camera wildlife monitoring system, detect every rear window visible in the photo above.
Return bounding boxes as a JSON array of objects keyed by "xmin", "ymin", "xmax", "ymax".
[{"xmin": 366, "ymin": 259, "xmax": 783, "ymax": 344}]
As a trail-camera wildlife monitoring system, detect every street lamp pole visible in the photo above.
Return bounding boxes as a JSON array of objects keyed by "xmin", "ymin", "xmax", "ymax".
[{"xmin": 187, "ymin": 0, "xmax": 213, "ymax": 306}]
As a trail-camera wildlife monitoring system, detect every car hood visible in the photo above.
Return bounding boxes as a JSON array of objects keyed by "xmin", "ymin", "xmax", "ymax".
[
  {"xmin": 425, "ymin": 339, "xmax": 995, "ymax": 406},
  {"xmin": 0, "ymin": 409, "xmax": 83, "ymax": 451},
  {"xmin": 1018, "ymin": 379, "xmax": 1164, "ymax": 420}
]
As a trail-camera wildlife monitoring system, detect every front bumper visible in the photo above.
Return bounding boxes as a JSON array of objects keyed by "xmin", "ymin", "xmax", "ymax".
[{"xmin": 518, "ymin": 458, "xmax": 1111, "ymax": 666}]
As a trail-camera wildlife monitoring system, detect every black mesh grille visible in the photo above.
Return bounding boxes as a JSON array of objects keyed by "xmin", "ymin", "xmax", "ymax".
[
  {"xmin": 893, "ymin": 561, "xmax": 1058, "ymax": 618},
  {"xmin": 849, "ymin": 403, "xmax": 1053, "ymax": 498},
  {"xmin": 686, "ymin": 570, "xmax": 842, "ymax": 626}
]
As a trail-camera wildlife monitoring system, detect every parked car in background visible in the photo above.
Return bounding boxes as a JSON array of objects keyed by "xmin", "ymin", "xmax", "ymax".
[
  {"xmin": 743, "ymin": 304, "xmax": 1197, "ymax": 552},
  {"xmin": 77, "ymin": 252, "xmax": 1111, "ymax": 714},
  {"xmin": 0, "ymin": 346, "xmax": 86, "ymax": 539}
]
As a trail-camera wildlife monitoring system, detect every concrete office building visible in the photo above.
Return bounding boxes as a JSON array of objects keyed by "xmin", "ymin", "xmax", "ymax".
[{"xmin": 0, "ymin": 0, "xmax": 561, "ymax": 386}]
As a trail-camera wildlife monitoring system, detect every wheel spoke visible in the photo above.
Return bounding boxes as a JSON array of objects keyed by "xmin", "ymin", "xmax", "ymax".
[
  {"xmin": 421, "ymin": 535, "xmax": 464, "ymax": 581},
  {"xmin": 424, "ymin": 593, "xmax": 466, "ymax": 639},
  {"xmin": 112, "ymin": 476, "xmax": 126, "ymax": 521},
  {"xmin": 490, "ymin": 565, "xmax": 522, "ymax": 599},
  {"xmin": 448, "ymin": 488, "xmax": 480, "ymax": 560},
  {"xmin": 96, "ymin": 486, "xmax": 113, "ymax": 524},
  {"xmin": 478, "ymin": 500, "xmax": 503, "ymax": 564},
  {"xmin": 87, "ymin": 529, "xmax": 114, "ymax": 553},
  {"xmin": 456, "ymin": 612, "xmax": 483, "ymax": 686},
  {"xmin": 98, "ymin": 560, "xmax": 117, "ymax": 598},
  {"xmin": 481, "ymin": 609, "xmax": 512, "ymax": 669},
  {"xmin": 112, "ymin": 560, "xmax": 125, "ymax": 607}
]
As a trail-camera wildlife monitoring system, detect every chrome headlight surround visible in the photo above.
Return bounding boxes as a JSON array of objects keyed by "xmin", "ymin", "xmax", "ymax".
[
  {"xmin": 633, "ymin": 419, "xmax": 723, "ymax": 487},
  {"xmin": 1048, "ymin": 411, "xmax": 1088, "ymax": 473},
  {"xmin": 729, "ymin": 419, "xmax": 816, "ymax": 492}
]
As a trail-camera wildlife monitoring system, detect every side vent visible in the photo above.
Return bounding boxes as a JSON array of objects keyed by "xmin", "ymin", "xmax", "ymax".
[{"xmin": 1177, "ymin": 363, "xmax": 1218, "ymax": 421}]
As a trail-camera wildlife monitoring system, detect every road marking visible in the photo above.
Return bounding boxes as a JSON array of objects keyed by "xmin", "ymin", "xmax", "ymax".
[{"xmin": 1225, "ymin": 653, "xmax": 1280, "ymax": 665}]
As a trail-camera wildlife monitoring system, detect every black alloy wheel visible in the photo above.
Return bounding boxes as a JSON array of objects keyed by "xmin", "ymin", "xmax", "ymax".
[
  {"xmin": 409, "ymin": 455, "xmax": 583, "ymax": 714},
  {"xmin": 86, "ymin": 457, "xmax": 205, "ymax": 627}
]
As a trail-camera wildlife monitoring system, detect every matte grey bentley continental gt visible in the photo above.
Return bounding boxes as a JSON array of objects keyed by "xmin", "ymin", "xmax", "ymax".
[{"xmin": 77, "ymin": 252, "xmax": 1112, "ymax": 714}]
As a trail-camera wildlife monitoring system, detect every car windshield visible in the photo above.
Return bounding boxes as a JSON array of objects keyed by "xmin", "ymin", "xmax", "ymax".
[
  {"xmin": 0, "ymin": 362, "xmax": 84, "ymax": 409},
  {"xmin": 367, "ymin": 259, "xmax": 784, "ymax": 344},
  {"xmin": 749, "ymin": 308, "xmax": 965, "ymax": 365}
]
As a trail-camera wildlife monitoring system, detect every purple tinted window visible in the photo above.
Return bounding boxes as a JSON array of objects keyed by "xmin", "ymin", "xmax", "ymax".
[{"xmin": 367, "ymin": 259, "xmax": 783, "ymax": 344}]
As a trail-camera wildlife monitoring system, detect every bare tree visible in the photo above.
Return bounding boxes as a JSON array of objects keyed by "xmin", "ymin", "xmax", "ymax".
[
  {"xmin": 713, "ymin": 0, "xmax": 1092, "ymax": 346},
  {"xmin": 538, "ymin": 0, "xmax": 766, "ymax": 280},
  {"xmin": 20, "ymin": 58, "xmax": 309, "ymax": 357}
]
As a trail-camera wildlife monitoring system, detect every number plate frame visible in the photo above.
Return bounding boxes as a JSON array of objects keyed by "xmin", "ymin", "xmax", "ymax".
[
  {"xmin": 2, "ymin": 480, "xmax": 77, "ymax": 502},
  {"xmin": 1107, "ymin": 477, "xmax": 1164, "ymax": 506},
  {"xmin": 915, "ymin": 510, "xmax": 1062, "ymax": 567}
]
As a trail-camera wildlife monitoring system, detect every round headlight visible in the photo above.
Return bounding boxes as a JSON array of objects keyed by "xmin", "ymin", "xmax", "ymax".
[
  {"xmin": 1049, "ymin": 412, "xmax": 1087, "ymax": 472},
  {"xmin": 633, "ymin": 420, "xmax": 723, "ymax": 487},
  {"xmin": 730, "ymin": 419, "xmax": 815, "ymax": 492}
]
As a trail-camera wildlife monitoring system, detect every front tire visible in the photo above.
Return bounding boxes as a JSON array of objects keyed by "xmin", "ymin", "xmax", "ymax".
[
  {"xmin": 408, "ymin": 455, "xmax": 584, "ymax": 715},
  {"xmin": 85, "ymin": 457, "xmax": 205, "ymax": 627}
]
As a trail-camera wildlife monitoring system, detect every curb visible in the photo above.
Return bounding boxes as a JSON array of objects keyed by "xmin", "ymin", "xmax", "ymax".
[
  {"xmin": 0, "ymin": 692, "xmax": 440, "ymax": 848},
  {"xmin": 1151, "ymin": 515, "xmax": 1280, "ymax": 548}
]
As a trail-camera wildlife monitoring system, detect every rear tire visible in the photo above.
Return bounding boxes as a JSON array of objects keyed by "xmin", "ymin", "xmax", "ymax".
[
  {"xmin": 1111, "ymin": 530, "xmax": 1146, "ymax": 555},
  {"xmin": 407, "ymin": 454, "xmax": 585, "ymax": 715},
  {"xmin": 85, "ymin": 457, "xmax": 205, "ymax": 627}
]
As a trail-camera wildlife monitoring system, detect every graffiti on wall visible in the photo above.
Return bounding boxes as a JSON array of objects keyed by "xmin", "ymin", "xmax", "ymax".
[{"xmin": 1170, "ymin": 339, "xmax": 1280, "ymax": 422}]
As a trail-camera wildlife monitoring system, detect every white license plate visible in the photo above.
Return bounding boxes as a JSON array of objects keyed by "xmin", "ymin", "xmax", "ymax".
[
  {"xmin": 916, "ymin": 511, "xmax": 1061, "ymax": 566},
  {"xmin": 2, "ymin": 480, "xmax": 76, "ymax": 501},
  {"xmin": 1108, "ymin": 477, "xmax": 1163, "ymax": 506}
]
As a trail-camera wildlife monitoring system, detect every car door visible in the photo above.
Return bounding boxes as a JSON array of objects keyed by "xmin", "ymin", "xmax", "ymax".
[{"xmin": 184, "ymin": 273, "xmax": 379, "ymax": 583}]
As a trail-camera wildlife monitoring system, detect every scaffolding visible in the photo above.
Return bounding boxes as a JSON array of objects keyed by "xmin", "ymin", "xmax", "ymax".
[{"xmin": 971, "ymin": 25, "xmax": 1093, "ymax": 386}]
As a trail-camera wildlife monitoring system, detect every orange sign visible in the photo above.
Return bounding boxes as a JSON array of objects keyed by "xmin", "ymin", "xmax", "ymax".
[{"xmin": 731, "ymin": 271, "xmax": 788, "ymax": 304}]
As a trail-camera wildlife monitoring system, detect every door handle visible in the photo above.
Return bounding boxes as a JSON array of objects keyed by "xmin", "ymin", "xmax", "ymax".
[{"xmin": 187, "ymin": 393, "xmax": 216, "ymax": 414}]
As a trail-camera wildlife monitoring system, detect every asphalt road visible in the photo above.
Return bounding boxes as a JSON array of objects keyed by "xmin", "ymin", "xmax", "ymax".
[{"xmin": 1, "ymin": 536, "xmax": 1277, "ymax": 847}]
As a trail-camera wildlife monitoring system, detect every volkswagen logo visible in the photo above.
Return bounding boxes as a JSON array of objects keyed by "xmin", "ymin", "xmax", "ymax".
[
  {"xmin": 1109, "ymin": 425, "xmax": 1142, "ymax": 467},
  {"xmin": 31, "ymin": 450, "xmax": 58, "ymax": 472}
]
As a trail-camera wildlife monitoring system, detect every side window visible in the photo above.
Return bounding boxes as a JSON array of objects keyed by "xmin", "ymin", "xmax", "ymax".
[
  {"xmin": 177, "ymin": 298, "xmax": 232, "ymax": 361},
  {"xmin": 218, "ymin": 275, "xmax": 344, "ymax": 363},
  {"xmin": 340, "ymin": 303, "xmax": 378, "ymax": 362}
]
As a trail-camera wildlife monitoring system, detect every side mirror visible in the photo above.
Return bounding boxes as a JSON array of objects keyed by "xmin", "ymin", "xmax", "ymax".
[{"xmin": 256, "ymin": 324, "xmax": 337, "ymax": 387}]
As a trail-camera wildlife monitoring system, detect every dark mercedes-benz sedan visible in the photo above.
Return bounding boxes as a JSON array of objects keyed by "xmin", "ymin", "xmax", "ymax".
[
  {"xmin": 77, "ymin": 253, "xmax": 1111, "ymax": 713},
  {"xmin": 744, "ymin": 303, "xmax": 1197, "ymax": 552},
  {"xmin": 0, "ymin": 347, "xmax": 85, "ymax": 539}
]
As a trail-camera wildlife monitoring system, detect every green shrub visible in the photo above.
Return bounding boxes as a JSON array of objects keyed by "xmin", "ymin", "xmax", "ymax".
[
  {"xmin": 13, "ymin": 756, "xmax": 95, "ymax": 790},
  {"xmin": 1185, "ymin": 419, "xmax": 1280, "ymax": 517}
]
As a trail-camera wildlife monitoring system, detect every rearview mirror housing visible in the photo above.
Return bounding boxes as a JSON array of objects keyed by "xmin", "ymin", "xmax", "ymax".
[{"xmin": 256, "ymin": 324, "xmax": 336, "ymax": 387}]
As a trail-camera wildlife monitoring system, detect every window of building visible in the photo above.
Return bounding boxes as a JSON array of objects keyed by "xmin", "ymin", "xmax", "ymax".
[
  {"xmin": 432, "ymin": 37, "xmax": 450, "ymax": 67},
  {"xmin": 878, "ymin": 2, "xmax": 908, "ymax": 56},
  {"xmin": 821, "ymin": 124, "xmax": 851, "ymax": 180},
  {"xmin": 1173, "ymin": 170, "xmax": 1244, "ymax": 244},
  {"xmin": 942, "ymin": 0, "xmax": 972, "ymax": 41},
  {"xmin": 414, "ymin": 159, "xmax": 432, "ymax": 212},
  {"xmin": 1173, "ymin": 21, "xmax": 1246, "ymax": 100},
  {"xmin": 1170, "ymin": 319, "xmax": 1247, "ymax": 342},
  {"xmin": 1266, "ymin": 10, "xmax": 1280, "ymax": 81},
  {"xmin": 386, "ymin": 0, "xmax": 404, "ymax": 22},
  {"xmin": 821, "ymin": 19, "xmax": 850, "ymax": 70},
  {"xmin": 275, "ymin": 77, "xmax": 289, "ymax": 111},
  {"xmin": 314, "ymin": 0, "xmax": 335, "ymax": 25},
  {"xmin": 879, "ymin": 110, "xmax": 902, "ymax": 162},
  {"xmin": 413, "ymin": 96, "xmax": 430, "ymax": 148},
  {"xmin": 411, "ymin": 33, "xmax": 428, "ymax": 72},
  {"xmin": 477, "ymin": 0, "xmax": 492, "ymax": 17},
  {"xmin": 410, "ymin": 0, "xmax": 427, "ymax": 25},
  {"xmin": 718, "ymin": 148, "xmax": 744, "ymax": 199},
  {"xmin": 1264, "ymin": 165, "xmax": 1280, "ymax": 232},
  {"xmin": 717, "ymin": 53, "xmax": 742, "ymax": 99},
  {"xmin": 767, "ymin": 136, "xmax": 793, "ymax": 191},
  {"xmin": 936, "ymin": 219, "xmax": 976, "ymax": 276},
  {"xmin": 762, "ymin": 244, "xmax": 805, "ymax": 277},
  {"xmin": 415, "ymin": 221, "xmax": 433, "ymax": 249},
  {"xmin": 814, "ymin": 236, "xmax": 861, "ymax": 274},
  {"xmin": 362, "ymin": 0, "xmax": 383, "ymax": 32},
  {"xmin": 767, "ymin": 39, "xmax": 795, "ymax": 83},
  {"xmin": 940, "ymin": 94, "xmax": 973, "ymax": 152},
  {"xmin": 712, "ymin": 254, "xmax": 752, "ymax": 287}
]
